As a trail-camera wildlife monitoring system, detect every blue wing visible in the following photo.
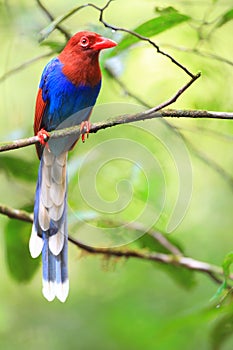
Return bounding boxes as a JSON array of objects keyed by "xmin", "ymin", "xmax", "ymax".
[{"xmin": 39, "ymin": 57, "xmax": 101, "ymax": 131}]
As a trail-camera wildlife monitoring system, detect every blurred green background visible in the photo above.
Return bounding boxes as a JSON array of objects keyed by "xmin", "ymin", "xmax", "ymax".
[{"xmin": 0, "ymin": 0, "xmax": 233, "ymax": 349}]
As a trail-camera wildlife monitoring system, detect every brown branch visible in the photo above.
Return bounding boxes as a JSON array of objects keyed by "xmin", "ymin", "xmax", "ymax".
[
  {"xmin": 0, "ymin": 109, "xmax": 232, "ymax": 153},
  {"xmin": 0, "ymin": 203, "xmax": 231, "ymax": 285},
  {"xmin": 0, "ymin": 135, "xmax": 41, "ymax": 153},
  {"xmin": 0, "ymin": 204, "xmax": 33, "ymax": 223},
  {"xmin": 69, "ymin": 234, "xmax": 227, "ymax": 285}
]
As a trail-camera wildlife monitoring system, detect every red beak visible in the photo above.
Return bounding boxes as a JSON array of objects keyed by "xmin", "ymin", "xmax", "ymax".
[{"xmin": 92, "ymin": 36, "xmax": 117, "ymax": 51}]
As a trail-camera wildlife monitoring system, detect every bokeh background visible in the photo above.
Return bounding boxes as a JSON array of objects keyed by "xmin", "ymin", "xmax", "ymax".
[{"xmin": 0, "ymin": 0, "xmax": 233, "ymax": 349}]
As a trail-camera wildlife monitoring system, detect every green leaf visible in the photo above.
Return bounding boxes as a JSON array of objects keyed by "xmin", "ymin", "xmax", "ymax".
[
  {"xmin": 210, "ymin": 252, "xmax": 233, "ymax": 302},
  {"xmin": 136, "ymin": 233, "xmax": 196, "ymax": 289},
  {"xmin": 217, "ymin": 8, "xmax": 233, "ymax": 28},
  {"xmin": 210, "ymin": 310, "xmax": 233, "ymax": 350},
  {"xmin": 222, "ymin": 251, "xmax": 233, "ymax": 278},
  {"xmin": 4, "ymin": 213, "xmax": 40, "ymax": 282},
  {"xmin": 0, "ymin": 155, "xmax": 38, "ymax": 182},
  {"xmin": 109, "ymin": 9, "xmax": 190, "ymax": 56},
  {"xmin": 210, "ymin": 280, "xmax": 227, "ymax": 302}
]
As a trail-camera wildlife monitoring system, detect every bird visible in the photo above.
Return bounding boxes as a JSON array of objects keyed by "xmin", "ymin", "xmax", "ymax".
[{"xmin": 29, "ymin": 31, "xmax": 117, "ymax": 302}]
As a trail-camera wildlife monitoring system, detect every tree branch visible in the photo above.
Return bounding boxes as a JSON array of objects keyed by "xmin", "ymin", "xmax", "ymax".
[
  {"xmin": 0, "ymin": 204, "xmax": 33, "ymax": 223},
  {"xmin": 69, "ymin": 234, "xmax": 228, "ymax": 286},
  {"xmin": 0, "ymin": 203, "xmax": 231, "ymax": 285},
  {"xmin": 0, "ymin": 108, "xmax": 232, "ymax": 153}
]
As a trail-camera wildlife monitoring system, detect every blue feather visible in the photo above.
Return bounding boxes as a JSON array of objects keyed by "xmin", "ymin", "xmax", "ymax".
[{"xmin": 39, "ymin": 58, "xmax": 101, "ymax": 131}]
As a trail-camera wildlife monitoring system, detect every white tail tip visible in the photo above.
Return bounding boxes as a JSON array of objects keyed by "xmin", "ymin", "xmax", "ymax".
[{"xmin": 29, "ymin": 224, "xmax": 44, "ymax": 258}]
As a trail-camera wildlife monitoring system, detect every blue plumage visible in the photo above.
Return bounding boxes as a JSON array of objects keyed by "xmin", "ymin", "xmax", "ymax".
[{"xmin": 39, "ymin": 58, "xmax": 101, "ymax": 131}]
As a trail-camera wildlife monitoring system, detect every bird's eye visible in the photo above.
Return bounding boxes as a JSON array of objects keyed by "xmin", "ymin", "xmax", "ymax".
[{"xmin": 80, "ymin": 36, "xmax": 89, "ymax": 48}]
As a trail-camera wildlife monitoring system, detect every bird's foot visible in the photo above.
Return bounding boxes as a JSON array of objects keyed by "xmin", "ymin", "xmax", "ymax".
[
  {"xmin": 80, "ymin": 121, "xmax": 91, "ymax": 143},
  {"xmin": 37, "ymin": 128, "xmax": 50, "ymax": 145}
]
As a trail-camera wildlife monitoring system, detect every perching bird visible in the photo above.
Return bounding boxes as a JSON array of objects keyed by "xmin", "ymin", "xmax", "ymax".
[{"xmin": 29, "ymin": 31, "xmax": 117, "ymax": 302}]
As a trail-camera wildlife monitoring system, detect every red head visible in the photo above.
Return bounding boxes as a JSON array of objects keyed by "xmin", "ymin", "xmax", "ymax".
[
  {"xmin": 62, "ymin": 31, "xmax": 117, "ymax": 53},
  {"xmin": 59, "ymin": 31, "xmax": 117, "ymax": 86}
]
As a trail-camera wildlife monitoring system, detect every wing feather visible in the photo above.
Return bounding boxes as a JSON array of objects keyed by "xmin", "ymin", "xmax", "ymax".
[{"xmin": 34, "ymin": 88, "xmax": 48, "ymax": 159}]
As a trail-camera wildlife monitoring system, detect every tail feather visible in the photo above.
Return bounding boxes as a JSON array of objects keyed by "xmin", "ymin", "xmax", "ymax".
[
  {"xmin": 42, "ymin": 231, "xmax": 69, "ymax": 303},
  {"xmin": 55, "ymin": 235, "xmax": 69, "ymax": 302},
  {"xmin": 42, "ymin": 233, "xmax": 56, "ymax": 301},
  {"xmin": 30, "ymin": 147, "xmax": 69, "ymax": 302},
  {"xmin": 39, "ymin": 198, "xmax": 50, "ymax": 230},
  {"xmin": 29, "ymin": 223, "xmax": 44, "ymax": 258},
  {"xmin": 51, "ymin": 159, "xmax": 66, "ymax": 184},
  {"xmin": 49, "ymin": 223, "xmax": 65, "ymax": 255},
  {"xmin": 49, "ymin": 203, "xmax": 65, "ymax": 222},
  {"xmin": 50, "ymin": 181, "xmax": 66, "ymax": 206}
]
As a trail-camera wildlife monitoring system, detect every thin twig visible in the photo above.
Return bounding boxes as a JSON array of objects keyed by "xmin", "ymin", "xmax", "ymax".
[
  {"xmin": 162, "ymin": 44, "xmax": 233, "ymax": 67},
  {"xmin": 105, "ymin": 69, "xmax": 233, "ymax": 188},
  {"xmin": 96, "ymin": 0, "xmax": 195, "ymax": 78},
  {"xmin": 142, "ymin": 75, "xmax": 201, "ymax": 114},
  {"xmin": 0, "ymin": 52, "xmax": 53, "ymax": 83},
  {"xmin": 36, "ymin": 0, "xmax": 71, "ymax": 41}
]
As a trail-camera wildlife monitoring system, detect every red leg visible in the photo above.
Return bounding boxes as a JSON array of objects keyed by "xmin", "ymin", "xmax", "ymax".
[
  {"xmin": 37, "ymin": 128, "xmax": 50, "ymax": 145},
  {"xmin": 80, "ymin": 121, "xmax": 92, "ymax": 143}
]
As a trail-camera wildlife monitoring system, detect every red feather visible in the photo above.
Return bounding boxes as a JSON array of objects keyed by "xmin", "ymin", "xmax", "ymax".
[
  {"xmin": 34, "ymin": 88, "xmax": 48, "ymax": 158},
  {"xmin": 58, "ymin": 31, "xmax": 116, "ymax": 87},
  {"xmin": 34, "ymin": 88, "xmax": 47, "ymax": 135}
]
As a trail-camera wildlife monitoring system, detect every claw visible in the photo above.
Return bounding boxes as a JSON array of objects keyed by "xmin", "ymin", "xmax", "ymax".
[
  {"xmin": 37, "ymin": 128, "xmax": 50, "ymax": 145},
  {"xmin": 80, "ymin": 121, "xmax": 91, "ymax": 143}
]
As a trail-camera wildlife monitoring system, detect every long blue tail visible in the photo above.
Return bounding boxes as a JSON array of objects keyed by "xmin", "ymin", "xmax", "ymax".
[{"xmin": 29, "ymin": 148, "xmax": 69, "ymax": 302}]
